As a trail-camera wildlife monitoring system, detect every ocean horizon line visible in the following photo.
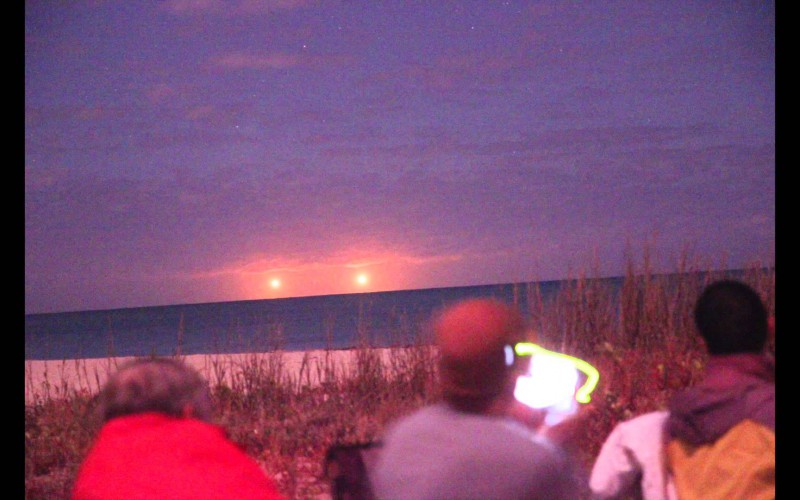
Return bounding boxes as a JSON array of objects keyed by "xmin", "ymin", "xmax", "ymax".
[
  {"xmin": 26, "ymin": 274, "xmax": 602, "ymax": 317},
  {"xmin": 26, "ymin": 265, "xmax": 759, "ymax": 317},
  {"xmin": 25, "ymin": 266, "xmax": 768, "ymax": 362}
]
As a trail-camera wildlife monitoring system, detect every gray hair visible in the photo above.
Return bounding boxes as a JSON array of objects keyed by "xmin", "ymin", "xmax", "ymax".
[{"xmin": 97, "ymin": 357, "xmax": 212, "ymax": 423}]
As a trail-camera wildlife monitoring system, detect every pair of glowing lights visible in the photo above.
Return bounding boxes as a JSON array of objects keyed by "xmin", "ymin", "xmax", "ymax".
[
  {"xmin": 269, "ymin": 274, "xmax": 369, "ymax": 289},
  {"xmin": 504, "ymin": 342, "xmax": 600, "ymax": 405}
]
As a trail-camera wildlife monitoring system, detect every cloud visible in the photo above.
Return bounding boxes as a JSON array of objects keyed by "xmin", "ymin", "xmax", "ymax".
[
  {"xmin": 185, "ymin": 105, "xmax": 216, "ymax": 121},
  {"xmin": 212, "ymin": 52, "xmax": 302, "ymax": 70},
  {"xmin": 25, "ymin": 165, "xmax": 63, "ymax": 191},
  {"xmin": 209, "ymin": 249, "xmax": 464, "ymax": 278},
  {"xmin": 210, "ymin": 51, "xmax": 354, "ymax": 72},
  {"xmin": 161, "ymin": 0, "xmax": 223, "ymax": 15},
  {"xmin": 145, "ymin": 83, "xmax": 177, "ymax": 104},
  {"xmin": 371, "ymin": 52, "xmax": 520, "ymax": 95},
  {"xmin": 26, "ymin": 105, "xmax": 117, "ymax": 125},
  {"xmin": 162, "ymin": 0, "xmax": 311, "ymax": 16}
]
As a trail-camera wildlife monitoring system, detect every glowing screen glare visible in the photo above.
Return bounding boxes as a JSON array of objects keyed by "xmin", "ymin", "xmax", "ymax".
[{"xmin": 511, "ymin": 342, "xmax": 600, "ymax": 425}]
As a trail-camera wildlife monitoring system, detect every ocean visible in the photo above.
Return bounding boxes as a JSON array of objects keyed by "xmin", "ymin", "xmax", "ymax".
[
  {"xmin": 25, "ymin": 267, "xmax": 763, "ymax": 361},
  {"xmin": 25, "ymin": 280, "xmax": 579, "ymax": 361}
]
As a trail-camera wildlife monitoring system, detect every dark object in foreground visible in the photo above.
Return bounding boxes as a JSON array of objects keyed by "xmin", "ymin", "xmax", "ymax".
[{"xmin": 325, "ymin": 442, "xmax": 382, "ymax": 500}]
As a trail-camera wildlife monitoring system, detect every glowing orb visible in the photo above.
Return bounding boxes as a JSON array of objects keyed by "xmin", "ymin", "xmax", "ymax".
[
  {"xmin": 356, "ymin": 274, "xmax": 368, "ymax": 285},
  {"xmin": 270, "ymin": 279, "xmax": 281, "ymax": 289}
]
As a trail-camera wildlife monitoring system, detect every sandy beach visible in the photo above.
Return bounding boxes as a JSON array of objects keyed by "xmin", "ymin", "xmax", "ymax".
[{"xmin": 24, "ymin": 348, "xmax": 415, "ymax": 405}]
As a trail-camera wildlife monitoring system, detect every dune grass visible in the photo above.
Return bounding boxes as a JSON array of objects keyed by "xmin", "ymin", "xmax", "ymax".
[{"xmin": 24, "ymin": 258, "xmax": 774, "ymax": 499}]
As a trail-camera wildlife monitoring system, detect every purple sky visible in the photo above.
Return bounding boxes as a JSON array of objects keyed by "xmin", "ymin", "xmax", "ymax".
[{"xmin": 25, "ymin": 1, "xmax": 775, "ymax": 314}]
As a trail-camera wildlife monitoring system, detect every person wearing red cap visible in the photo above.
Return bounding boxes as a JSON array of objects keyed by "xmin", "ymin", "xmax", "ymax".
[
  {"xmin": 370, "ymin": 298, "xmax": 586, "ymax": 499},
  {"xmin": 72, "ymin": 357, "xmax": 285, "ymax": 500}
]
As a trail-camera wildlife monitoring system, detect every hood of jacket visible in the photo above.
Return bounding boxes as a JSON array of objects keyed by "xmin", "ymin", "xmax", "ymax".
[{"xmin": 665, "ymin": 353, "xmax": 774, "ymax": 446}]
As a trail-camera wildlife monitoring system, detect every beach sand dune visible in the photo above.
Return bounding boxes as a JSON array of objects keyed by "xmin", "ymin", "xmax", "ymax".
[{"xmin": 25, "ymin": 347, "xmax": 432, "ymax": 405}]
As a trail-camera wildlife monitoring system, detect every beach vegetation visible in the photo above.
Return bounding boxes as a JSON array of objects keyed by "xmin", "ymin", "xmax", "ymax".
[{"xmin": 24, "ymin": 255, "xmax": 774, "ymax": 499}]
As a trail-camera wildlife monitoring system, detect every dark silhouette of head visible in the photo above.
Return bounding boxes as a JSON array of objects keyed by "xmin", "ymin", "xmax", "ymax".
[
  {"xmin": 97, "ymin": 357, "xmax": 213, "ymax": 423},
  {"xmin": 434, "ymin": 298, "xmax": 528, "ymax": 412},
  {"xmin": 694, "ymin": 280, "xmax": 768, "ymax": 355}
]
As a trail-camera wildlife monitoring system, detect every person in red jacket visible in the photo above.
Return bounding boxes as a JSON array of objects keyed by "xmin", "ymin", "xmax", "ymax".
[{"xmin": 72, "ymin": 357, "xmax": 285, "ymax": 500}]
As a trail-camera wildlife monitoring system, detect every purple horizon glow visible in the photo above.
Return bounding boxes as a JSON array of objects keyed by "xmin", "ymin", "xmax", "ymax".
[{"xmin": 25, "ymin": 1, "xmax": 774, "ymax": 314}]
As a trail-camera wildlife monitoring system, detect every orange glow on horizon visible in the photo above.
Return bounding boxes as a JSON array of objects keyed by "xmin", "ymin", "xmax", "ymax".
[
  {"xmin": 250, "ymin": 268, "xmax": 382, "ymax": 299},
  {"xmin": 238, "ymin": 250, "xmax": 437, "ymax": 300}
]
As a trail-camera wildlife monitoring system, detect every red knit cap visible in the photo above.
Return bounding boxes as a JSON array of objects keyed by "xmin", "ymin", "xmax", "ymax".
[{"xmin": 435, "ymin": 298, "xmax": 527, "ymax": 399}]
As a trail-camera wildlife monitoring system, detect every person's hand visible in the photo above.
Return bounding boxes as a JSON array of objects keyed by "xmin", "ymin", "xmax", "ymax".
[
  {"xmin": 507, "ymin": 399, "xmax": 548, "ymax": 430},
  {"xmin": 538, "ymin": 403, "xmax": 597, "ymax": 453}
]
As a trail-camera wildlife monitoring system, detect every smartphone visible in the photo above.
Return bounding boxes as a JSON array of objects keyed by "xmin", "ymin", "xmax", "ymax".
[{"xmin": 511, "ymin": 343, "xmax": 599, "ymax": 426}]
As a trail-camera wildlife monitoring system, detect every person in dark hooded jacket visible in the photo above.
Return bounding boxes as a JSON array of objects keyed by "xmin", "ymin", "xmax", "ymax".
[
  {"xmin": 663, "ymin": 279, "xmax": 774, "ymax": 499},
  {"xmin": 590, "ymin": 279, "xmax": 774, "ymax": 500}
]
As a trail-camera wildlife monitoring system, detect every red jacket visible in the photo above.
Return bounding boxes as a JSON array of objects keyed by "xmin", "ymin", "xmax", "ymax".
[{"xmin": 72, "ymin": 413, "xmax": 285, "ymax": 500}]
